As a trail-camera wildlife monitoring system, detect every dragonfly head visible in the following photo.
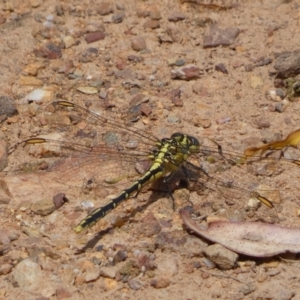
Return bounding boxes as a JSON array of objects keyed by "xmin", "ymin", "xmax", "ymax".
[{"xmin": 171, "ymin": 132, "xmax": 200, "ymax": 154}]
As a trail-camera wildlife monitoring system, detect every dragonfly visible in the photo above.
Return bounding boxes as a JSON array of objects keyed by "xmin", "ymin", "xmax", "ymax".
[{"xmin": 17, "ymin": 100, "xmax": 285, "ymax": 233}]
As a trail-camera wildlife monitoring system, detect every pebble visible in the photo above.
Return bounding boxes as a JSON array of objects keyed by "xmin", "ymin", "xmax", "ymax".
[
  {"xmin": 29, "ymin": 0, "xmax": 42, "ymax": 8},
  {"xmin": 150, "ymin": 277, "xmax": 170, "ymax": 289},
  {"xmin": 53, "ymin": 193, "xmax": 67, "ymax": 209},
  {"xmin": 250, "ymin": 75, "xmax": 264, "ymax": 89},
  {"xmin": 203, "ymin": 26, "xmax": 240, "ymax": 48},
  {"xmin": 113, "ymin": 250, "xmax": 127, "ymax": 264},
  {"xmin": 97, "ymin": 2, "xmax": 113, "ymax": 15},
  {"xmin": 167, "ymin": 114, "xmax": 180, "ymax": 124},
  {"xmin": 168, "ymin": 12, "xmax": 186, "ymax": 22},
  {"xmin": 23, "ymin": 62, "xmax": 44, "ymax": 76},
  {"xmin": 77, "ymin": 86, "xmax": 98, "ymax": 94},
  {"xmin": 63, "ymin": 36, "xmax": 76, "ymax": 49},
  {"xmin": 35, "ymin": 43, "xmax": 62, "ymax": 59},
  {"xmin": 131, "ymin": 36, "xmax": 147, "ymax": 51},
  {"xmin": 193, "ymin": 116, "xmax": 211, "ymax": 128},
  {"xmin": 0, "ymin": 263, "xmax": 12, "ymax": 275},
  {"xmin": 171, "ymin": 64, "xmax": 201, "ymax": 80},
  {"xmin": 85, "ymin": 31, "xmax": 105, "ymax": 43},
  {"xmin": 149, "ymin": 9, "xmax": 162, "ymax": 20},
  {"xmin": 215, "ymin": 63, "xmax": 228, "ymax": 74},
  {"xmin": 28, "ymin": 102, "xmax": 39, "ymax": 117},
  {"xmin": 0, "ymin": 96, "xmax": 17, "ymax": 122},
  {"xmin": 23, "ymin": 88, "xmax": 54, "ymax": 104},
  {"xmin": 265, "ymin": 88, "xmax": 286, "ymax": 102},
  {"xmin": 0, "ymin": 140, "xmax": 8, "ymax": 171},
  {"xmin": 112, "ymin": 12, "xmax": 124, "ymax": 23},
  {"xmin": 136, "ymin": 8, "xmax": 150, "ymax": 18},
  {"xmin": 56, "ymin": 287, "xmax": 72, "ymax": 299},
  {"xmin": 143, "ymin": 20, "xmax": 160, "ymax": 29},
  {"xmin": 204, "ymin": 244, "xmax": 238, "ymax": 270},
  {"xmin": 0, "ymin": 16, "xmax": 6, "ymax": 25},
  {"xmin": 239, "ymin": 283, "xmax": 256, "ymax": 296},
  {"xmin": 128, "ymin": 278, "xmax": 143, "ymax": 290},
  {"xmin": 138, "ymin": 212, "xmax": 161, "ymax": 237},
  {"xmin": 85, "ymin": 265, "xmax": 101, "ymax": 282},
  {"xmin": 274, "ymin": 49, "xmax": 300, "ymax": 79},
  {"xmin": 156, "ymin": 256, "xmax": 178, "ymax": 278},
  {"xmin": 255, "ymin": 117, "xmax": 270, "ymax": 128},
  {"xmin": 13, "ymin": 258, "xmax": 56, "ymax": 297},
  {"xmin": 100, "ymin": 265, "xmax": 117, "ymax": 279},
  {"xmin": 31, "ymin": 198, "xmax": 56, "ymax": 216},
  {"xmin": 19, "ymin": 76, "xmax": 43, "ymax": 86}
]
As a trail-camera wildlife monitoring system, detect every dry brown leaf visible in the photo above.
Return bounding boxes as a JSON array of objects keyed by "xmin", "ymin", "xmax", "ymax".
[{"xmin": 180, "ymin": 206, "xmax": 300, "ymax": 257}]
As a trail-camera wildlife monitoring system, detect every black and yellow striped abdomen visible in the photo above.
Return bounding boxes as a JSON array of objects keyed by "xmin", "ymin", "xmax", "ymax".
[
  {"xmin": 73, "ymin": 163, "xmax": 164, "ymax": 233},
  {"xmin": 74, "ymin": 133, "xmax": 200, "ymax": 233}
]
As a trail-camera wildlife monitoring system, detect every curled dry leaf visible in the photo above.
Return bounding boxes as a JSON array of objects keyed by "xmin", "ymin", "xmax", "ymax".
[
  {"xmin": 180, "ymin": 206, "xmax": 300, "ymax": 257},
  {"xmin": 244, "ymin": 128, "xmax": 300, "ymax": 157}
]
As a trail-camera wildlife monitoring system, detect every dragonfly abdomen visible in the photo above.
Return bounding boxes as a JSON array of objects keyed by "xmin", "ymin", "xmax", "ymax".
[{"xmin": 74, "ymin": 164, "xmax": 165, "ymax": 233}]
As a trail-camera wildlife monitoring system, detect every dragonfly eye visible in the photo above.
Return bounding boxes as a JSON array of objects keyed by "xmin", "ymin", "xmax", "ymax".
[
  {"xmin": 188, "ymin": 135, "xmax": 200, "ymax": 147},
  {"xmin": 170, "ymin": 132, "xmax": 184, "ymax": 140}
]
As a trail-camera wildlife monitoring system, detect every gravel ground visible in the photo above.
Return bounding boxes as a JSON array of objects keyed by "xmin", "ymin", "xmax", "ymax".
[{"xmin": 1, "ymin": 0, "xmax": 300, "ymax": 299}]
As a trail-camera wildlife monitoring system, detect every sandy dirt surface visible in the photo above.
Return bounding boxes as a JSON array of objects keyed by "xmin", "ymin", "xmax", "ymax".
[{"xmin": 1, "ymin": 0, "xmax": 300, "ymax": 299}]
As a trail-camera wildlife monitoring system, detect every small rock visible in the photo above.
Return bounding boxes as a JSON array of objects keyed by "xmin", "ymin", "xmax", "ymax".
[
  {"xmin": 63, "ymin": 36, "xmax": 76, "ymax": 49},
  {"xmin": 23, "ymin": 62, "xmax": 44, "ymax": 76},
  {"xmin": 19, "ymin": 76, "xmax": 43, "ymax": 86},
  {"xmin": 137, "ymin": 9, "xmax": 150, "ymax": 18},
  {"xmin": 156, "ymin": 256, "xmax": 178, "ymax": 278},
  {"xmin": 255, "ymin": 117, "xmax": 270, "ymax": 129},
  {"xmin": 175, "ymin": 59, "xmax": 185, "ymax": 66},
  {"xmin": 150, "ymin": 277, "xmax": 170, "ymax": 289},
  {"xmin": 113, "ymin": 250, "xmax": 127, "ymax": 264},
  {"xmin": 100, "ymin": 266, "xmax": 117, "ymax": 279},
  {"xmin": 149, "ymin": 9, "xmax": 162, "ymax": 20},
  {"xmin": 0, "ymin": 198, "xmax": 10, "ymax": 204},
  {"xmin": 203, "ymin": 26, "xmax": 240, "ymax": 48},
  {"xmin": 215, "ymin": 63, "xmax": 228, "ymax": 74},
  {"xmin": 0, "ymin": 263, "xmax": 12, "ymax": 275},
  {"xmin": 79, "ymin": 48, "xmax": 99, "ymax": 63},
  {"xmin": 250, "ymin": 76, "xmax": 264, "ymax": 89},
  {"xmin": 143, "ymin": 20, "xmax": 160, "ymax": 29},
  {"xmin": 265, "ymin": 89, "xmax": 286, "ymax": 102},
  {"xmin": 0, "ymin": 96, "xmax": 18, "ymax": 122},
  {"xmin": 56, "ymin": 287, "xmax": 72, "ymax": 299},
  {"xmin": 0, "ymin": 16, "xmax": 6, "ymax": 24},
  {"xmin": 31, "ymin": 199, "xmax": 55, "ymax": 216},
  {"xmin": 274, "ymin": 50, "xmax": 300, "ymax": 79},
  {"xmin": 140, "ymin": 103, "xmax": 152, "ymax": 116},
  {"xmin": 204, "ymin": 244, "xmax": 238, "ymax": 270},
  {"xmin": 29, "ymin": 0, "xmax": 41, "ymax": 8},
  {"xmin": 128, "ymin": 278, "xmax": 143, "ymax": 290},
  {"xmin": 168, "ymin": 12, "xmax": 186, "ymax": 22},
  {"xmin": 244, "ymin": 197, "xmax": 261, "ymax": 212},
  {"xmin": 97, "ymin": 2, "xmax": 113, "ymax": 15},
  {"xmin": 77, "ymin": 86, "xmax": 98, "ymax": 94},
  {"xmin": 85, "ymin": 265, "xmax": 101, "ymax": 282},
  {"xmin": 13, "ymin": 258, "xmax": 56, "ymax": 297},
  {"xmin": 85, "ymin": 31, "xmax": 105, "ymax": 44},
  {"xmin": 193, "ymin": 116, "xmax": 211, "ymax": 128},
  {"xmin": 22, "ymin": 88, "xmax": 54, "ymax": 104},
  {"xmin": 239, "ymin": 283, "xmax": 256, "ymax": 296},
  {"xmin": 283, "ymin": 146, "xmax": 300, "ymax": 161},
  {"xmin": 171, "ymin": 64, "xmax": 202, "ymax": 80},
  {"xmin": 34, "ymin": 43, "xmax": 62, "ymax": 59},
  {"xmin": 138, "ymin": 212, "xmax": 161, "ymax": 237},
  {"xmin": 53, "ymin": 193, "xmax": 67, "ymax": 209},
  {"xmin": 112, "ymin": 12, "xmax": 124, "ymax": 23},
  {"xmin": 131, "ymin": 36, "xmax": 146, "ymax": 51}
]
